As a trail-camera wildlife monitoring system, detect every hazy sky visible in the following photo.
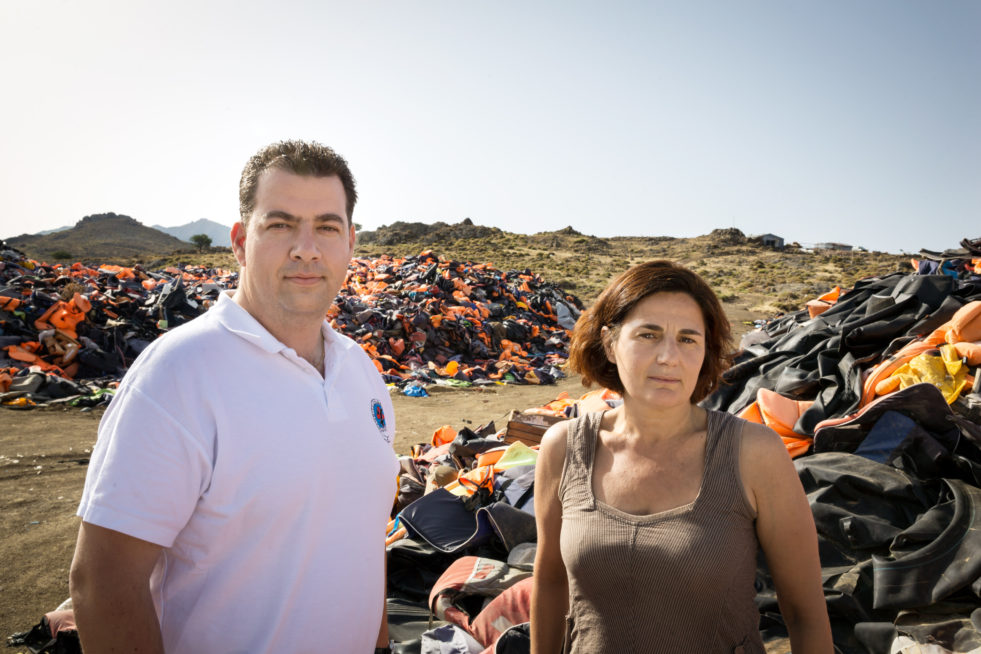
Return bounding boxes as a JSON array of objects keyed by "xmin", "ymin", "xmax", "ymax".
[{"xmin": 2, "ymin": 1, "xmax": 978, "ymax": 254}]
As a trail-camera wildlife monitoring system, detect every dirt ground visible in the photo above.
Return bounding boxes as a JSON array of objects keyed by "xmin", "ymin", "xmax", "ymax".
[
  {"xmin": 1, "ymin": 306, "xmax": 780, "ymax": 646},
  {"xmin": 0, "ymin": 375, "xmax": 588, "ymax": 640}
]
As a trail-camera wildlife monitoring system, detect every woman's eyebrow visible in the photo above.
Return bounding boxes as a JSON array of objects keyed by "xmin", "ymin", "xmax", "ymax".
[{"xmin": 637, "ymin": 323, "xmax": 703, "ymax": 336}]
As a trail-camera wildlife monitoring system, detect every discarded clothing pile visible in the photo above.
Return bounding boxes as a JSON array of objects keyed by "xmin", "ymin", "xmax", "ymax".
[
  {"xmin": 0, "ymin": 242, "xmax": 583, "ymax": 408},
  {"xmin": 0, "ymin": 240, "xmax": 234, "ymax": 408},
  {"xmin": 702, "ymin": 259, "xmax": 981, "ymax": 652},
  {"xmin": 329, "ymin": 251, "xmax": 583, "ymax": 388},
  {"xmin": 383, "ymin": 389, "xmax": 619, "ymax": 654}
]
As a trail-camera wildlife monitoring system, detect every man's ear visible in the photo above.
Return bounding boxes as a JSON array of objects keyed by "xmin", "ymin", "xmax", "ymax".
[
  {"xmin": 347, "ymin": 222, "xmax": 356, "ymax": 252},
  {"xmin": 231, "ymin": 222, "xmax": 247, "ymax": 267}
]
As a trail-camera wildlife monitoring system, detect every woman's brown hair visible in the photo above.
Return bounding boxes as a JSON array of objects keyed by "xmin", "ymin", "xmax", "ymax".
[{"xmin": 568, "ymin": 260, "xmax": 733, "ymax": 403}]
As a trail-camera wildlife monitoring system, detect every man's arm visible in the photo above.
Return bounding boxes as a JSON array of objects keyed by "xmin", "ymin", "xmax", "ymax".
[
  {"xmin": 70, "ymin": 521, "xmax": 166, "ymax": 654},
  {"xmin": 375, "ymin": 544, "xmax": 389, "ymax": 651}
]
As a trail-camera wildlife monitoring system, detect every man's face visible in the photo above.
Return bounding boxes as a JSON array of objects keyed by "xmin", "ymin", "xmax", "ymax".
[{"xmin": 231, "ymin": 168, "xmax": 355, "ymax": 332}]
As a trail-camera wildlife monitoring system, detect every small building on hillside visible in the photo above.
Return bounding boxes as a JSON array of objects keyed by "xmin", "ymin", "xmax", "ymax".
[
  {"xmin": 757, "ymin": 233, "xmax": 785, "ymax": 249},
  {"xmin": 815, "ymin": 242, "xmax": 853, "ymax": 251}
]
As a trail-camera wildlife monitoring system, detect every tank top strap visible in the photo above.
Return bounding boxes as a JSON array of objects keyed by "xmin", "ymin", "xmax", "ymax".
[
  {"xmin": 700, "ymin": 409, "xmax": 754, "ymax": 517},
  {"xmin": 558, "ymin": 411, "xmax": 604, "ymax": 511}
]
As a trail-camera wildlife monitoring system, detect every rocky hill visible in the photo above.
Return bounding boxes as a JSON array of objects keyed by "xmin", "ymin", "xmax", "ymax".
[
  {"xmin": 354, "ymin": 221, "xmax": 911, "ymax": 316},
  {"xmin": 358, "ymin": 218, "xmax": 505, "ymax": 246},
  {"xmin": 7, "ymin": 213, "xmax": 193, "ymax": 262}
]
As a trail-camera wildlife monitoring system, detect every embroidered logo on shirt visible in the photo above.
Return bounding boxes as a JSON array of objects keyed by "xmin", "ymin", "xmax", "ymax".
[{"xmin": 371, "ymin": 399, "xmax": 390, "ymax": 442}]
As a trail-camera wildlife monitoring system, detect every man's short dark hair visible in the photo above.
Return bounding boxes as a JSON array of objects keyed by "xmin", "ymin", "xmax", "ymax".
[
  {"xmin": 239, "ymin": 140, "xmax": 357, "ymax": 226},
  {"xmin": 568, "ymin": 260, "xmax": 734, "ymax": 403}
]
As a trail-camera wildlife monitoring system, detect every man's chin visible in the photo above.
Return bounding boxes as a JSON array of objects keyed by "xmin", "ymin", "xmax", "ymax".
[{"xmin": 277, "ymin": 297, "xmax": 333, "ymax": 321}]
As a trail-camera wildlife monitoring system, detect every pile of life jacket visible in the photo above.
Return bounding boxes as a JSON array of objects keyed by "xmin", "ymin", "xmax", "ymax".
[
  {"xmin": 382, "ymin": 389, "xmax": 620, "ymax": 653},
  {"xmin": 379, "ymin": 246, "xmax": 981, "ymax": 653},
  {"xmin": 699, "ymin": 242, "xmax": 981, "ymax": 652},
  {"xmin": 330, "ymin": 251, "xmax": 583, "ymax": 388},
  {"xmin": 0, "ymin": 241, "xmax": 582, "ymax": 408},
  {"xmin": 385, "ymin": 385, "xmax": 981, "ymax": 652},
  {"xmin": 0, "ymin": 240, "xmax": 236, "ymax": 408}
]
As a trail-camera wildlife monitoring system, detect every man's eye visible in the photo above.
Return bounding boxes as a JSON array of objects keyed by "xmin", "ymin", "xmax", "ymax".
[
  {"xmin": 268, "ymin": 222, "xmax": 289, "ymax": 230},
  {"xmin": 319, "ymin": 224, "xmax": 341, "ymax": 233}
]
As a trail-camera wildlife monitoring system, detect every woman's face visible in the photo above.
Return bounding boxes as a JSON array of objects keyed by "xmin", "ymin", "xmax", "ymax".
[{"xmin": 605, "ymin": 291, "xmax": 707, "ymax": 407}]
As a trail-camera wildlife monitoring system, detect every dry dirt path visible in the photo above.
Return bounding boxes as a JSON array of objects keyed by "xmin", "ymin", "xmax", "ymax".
[
  {"xmin": 0, "ymin": 311, "xmax": 767, "ymax": 643},
  {"xmin": 0, "ymin": 376, "xmax": 585, "ymax": 640}
]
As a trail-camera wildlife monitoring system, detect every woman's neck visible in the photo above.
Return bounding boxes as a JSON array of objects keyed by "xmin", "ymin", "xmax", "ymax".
[{"xmin": 612, "ymin": 395, "xmax": 703, "ymax": 444}]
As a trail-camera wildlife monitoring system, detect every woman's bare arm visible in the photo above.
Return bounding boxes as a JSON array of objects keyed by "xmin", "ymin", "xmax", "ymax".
[
  {"xmin": 743, "ymin": 422, "xmax": 833, "ymax": 653},
  {"xmin": 531, "ymin": 420, "xmax": 571, "ymax": 654}
]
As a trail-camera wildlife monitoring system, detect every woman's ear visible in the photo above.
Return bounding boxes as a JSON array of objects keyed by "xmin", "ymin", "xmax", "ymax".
[{"xmin": 601, "ymin": 325, "xmax": 616, "ymax": 365}]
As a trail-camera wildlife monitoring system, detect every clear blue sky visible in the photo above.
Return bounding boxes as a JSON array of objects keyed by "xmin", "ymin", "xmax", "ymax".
[{"xmin": 2, "ymin": 1, "xmax": 978, "ymax": 254}]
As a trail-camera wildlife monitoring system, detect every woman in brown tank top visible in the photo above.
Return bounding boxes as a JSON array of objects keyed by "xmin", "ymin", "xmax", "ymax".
[{"xmin": 530, "ymin": 260, "xmax": 832, "ymax": 653}]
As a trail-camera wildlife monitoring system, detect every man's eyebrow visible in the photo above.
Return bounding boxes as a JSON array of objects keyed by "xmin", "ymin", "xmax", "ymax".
[
  {"xmin": 637, "ymin": 323, "xmax": 704, "ymax": 336},
  {"xmin": 313, "ymin": 213, "xmax": 346, "ymax": 224},
  {"xmin": 261, "ymin": 210, "xmax": 299, "ymax": 222},
  {"xmin": 260, "ymin": 211, "xmax": 347, "ymax": 224}
]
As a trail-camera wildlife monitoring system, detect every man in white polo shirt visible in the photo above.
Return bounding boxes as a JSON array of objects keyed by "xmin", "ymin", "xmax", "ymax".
[{"xmin": 69, "ymin": 141, "xmax": 398, "ymax": 653}]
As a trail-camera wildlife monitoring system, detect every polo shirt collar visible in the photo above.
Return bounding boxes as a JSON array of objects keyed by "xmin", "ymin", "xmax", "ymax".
[{"xmin": 213, "ymin": 292, "xmax": 356, "ymax": 365}]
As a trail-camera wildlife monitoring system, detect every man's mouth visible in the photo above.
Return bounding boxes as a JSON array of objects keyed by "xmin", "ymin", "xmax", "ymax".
[{"xmin": 286, "ymin": 274, "xmax": 323, "ymax": 285}]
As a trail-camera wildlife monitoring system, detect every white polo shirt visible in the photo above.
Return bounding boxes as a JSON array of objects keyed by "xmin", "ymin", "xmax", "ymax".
[{"xmin": 78, "ymin": 292, "xmax": 398, "ymax": 653}]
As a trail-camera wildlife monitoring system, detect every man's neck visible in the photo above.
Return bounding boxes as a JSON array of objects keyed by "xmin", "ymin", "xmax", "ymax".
[
  {"xmin": 286, "ymin": 326, "xmax": 326, "ymax": 376},
  {"xmin": 232, "ymin": 291, "xmax": 327, "ymax": 376}
]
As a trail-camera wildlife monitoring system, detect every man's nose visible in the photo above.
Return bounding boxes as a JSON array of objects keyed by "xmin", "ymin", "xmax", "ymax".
[{"xmin": 290, "ymin": 224, "xmax": 321, "ymax": 261}]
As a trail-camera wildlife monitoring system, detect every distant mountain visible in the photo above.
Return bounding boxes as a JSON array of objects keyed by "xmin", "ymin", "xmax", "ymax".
[
  {"xmin": 37, "ymin": 225, "xmax": 73, "ymax": 236},
  {"xmin": 152, "ymin": 218, "xmax": 232, "ymax": 247},
  {"xmin": 7, "ymin": 212, "xmax": 192, "ymax": 262}
]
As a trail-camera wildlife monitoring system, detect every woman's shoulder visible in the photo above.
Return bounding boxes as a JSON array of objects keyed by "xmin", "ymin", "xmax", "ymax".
[
  {"xmin": 729, "ymin": 414, "xmax": 798, "ymax": 486},
  {"xmin": 723, "ymin": 413, "xmax": 785, "ymax": 453},
  {"xmin": 535, "ymin": 419, "xmax": 573, "ymax": 492},
  {"xmin": 540, "ymin": 418, "xmax": 573, "ymax": 458}
]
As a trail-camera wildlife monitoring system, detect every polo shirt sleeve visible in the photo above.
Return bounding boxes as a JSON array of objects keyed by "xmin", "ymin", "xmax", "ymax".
[{"xmin": 78, "ymin": 379, "xmax": 213, "ymax": 548}]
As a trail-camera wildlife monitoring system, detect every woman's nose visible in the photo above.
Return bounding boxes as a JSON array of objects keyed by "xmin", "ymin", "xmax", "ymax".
[{"xmin": 655, "ymin": 337, "xmax": 679, "ymax": 363}]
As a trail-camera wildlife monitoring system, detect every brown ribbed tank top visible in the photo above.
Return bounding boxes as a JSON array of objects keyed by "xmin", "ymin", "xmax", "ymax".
[{"xmin": 558, "ymin": 410, "xmax": 765, "ymax": 654}]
